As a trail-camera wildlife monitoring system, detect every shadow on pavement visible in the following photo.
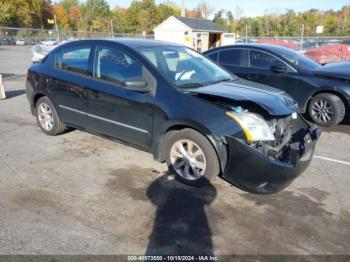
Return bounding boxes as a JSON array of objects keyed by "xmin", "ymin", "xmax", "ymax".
[
  {"xmin": 4, "ymin": 89, "xmax": 25, "ymax": 99},
  {"xmin": 146, "ymin": 173, "xmax": 216, "ymax": 255},
  {"xmin": 322, "ymin": 116, "xmax": 350, "ymax": 135}
]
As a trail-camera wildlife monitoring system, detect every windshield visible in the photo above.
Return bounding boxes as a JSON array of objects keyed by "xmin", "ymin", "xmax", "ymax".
[
  {"xmin": 271, "ymin": 46, "xmax": 320, "ymax": 70},
  {"xmin": 138, "ymin": 46, "xmax": 236, "ymax": 88}
]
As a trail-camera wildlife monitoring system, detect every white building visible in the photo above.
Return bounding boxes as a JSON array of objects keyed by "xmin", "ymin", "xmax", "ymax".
[{"xmin": 153, "ymin": 16, "xmax": 227, "ymax": 52}]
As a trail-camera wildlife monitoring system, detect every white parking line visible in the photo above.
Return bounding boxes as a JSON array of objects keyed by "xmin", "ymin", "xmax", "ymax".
[{"xmin": 314, "ymin": 155, "xmax": 350, "ymax": 166}]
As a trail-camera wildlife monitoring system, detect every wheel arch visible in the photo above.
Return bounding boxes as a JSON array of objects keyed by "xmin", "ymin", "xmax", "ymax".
[
  {"xmin": 33, "ymin": 93, "xmax": 46, "ymax": 108},
  {"xmin": 306, "ymin": 89, "xmax": 350, "ymax": 113},
  {"xmin": 153, "ymin": 123, "xmax": 228, "ymax": 173},
  {"xmin": 30, "ymin": 93, "xmax": 47, "ymax": 115}
]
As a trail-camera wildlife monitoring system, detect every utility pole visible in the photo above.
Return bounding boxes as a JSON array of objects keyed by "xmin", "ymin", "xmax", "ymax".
[
  {"xmin": 110, "ymin": 20, "xmax": 114, "ymax": 38},
  {"xmin": 300, "ymin": 24, "xmax": 304, "ymax": 51},
  {"xmin": 181, "ymin": 0, "xmax": 186, "ymax": 17},
  {"xmin": 53, "ymin": 14, "xmax": 60, "ymax": 43},
  {"xmin": 245, "ymin": 25, "xmax": 248, "ymax": 43},
  {"xmin": 264, "ymin": 9, "xmax": 269, "ymax": 37}
]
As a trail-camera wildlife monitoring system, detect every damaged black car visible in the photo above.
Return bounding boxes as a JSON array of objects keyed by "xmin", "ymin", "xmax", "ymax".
[{"xmin": 26, "ymin": 39, "xmax": 320, "ymax": 194}]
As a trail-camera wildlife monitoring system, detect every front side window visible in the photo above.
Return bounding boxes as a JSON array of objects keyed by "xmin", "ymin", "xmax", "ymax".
[
  {"xmin": 219, "ymin": 49, "xmax": 243, "ymax": 66},
  {"xmin": 95, "ymin": 47, "xmax": 143, "ymax": 86},
  {"xmin": 269, "ymin": 46, "xmax": 320, "ymax": 70},
  {"xmin": 139, "ymin": 46, "xmax": 236, "ymax": 88},
  {"xmin": 250, "ymin": 50, "xmax": 285, "ymax": 69},
  {"xmin": 55, "ymin": 47, "xmax": 91, "ymax": 75}
]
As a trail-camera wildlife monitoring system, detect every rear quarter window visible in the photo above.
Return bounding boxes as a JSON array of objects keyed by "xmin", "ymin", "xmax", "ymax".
[
  {"xmin": 206, "ymin": 52, "xmax": 218, "ymax": 62},
  {"xmin": 219, "ymin": 49, "xmax": 244, "ymax": 66},
  {"xmin": 55, "ymin": 47, "xmax": 91, "ymax": 75}
]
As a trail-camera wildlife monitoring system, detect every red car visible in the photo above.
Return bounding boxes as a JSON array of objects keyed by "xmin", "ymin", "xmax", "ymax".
[
  {"xmin": 304, "ymin": 44, "xmax": 350, "ymax": 65},
  {"xmin": 255, "ymin": 39, "xmax": 299, "ymax": 50}
]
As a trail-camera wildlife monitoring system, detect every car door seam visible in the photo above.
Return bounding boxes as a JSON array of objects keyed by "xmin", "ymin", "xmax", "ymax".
[{"xmin": 58, "ymin": 105, "xmax": 148, "ymax": 134}]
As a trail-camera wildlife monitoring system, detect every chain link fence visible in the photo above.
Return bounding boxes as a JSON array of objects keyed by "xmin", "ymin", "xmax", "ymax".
[
  {"xmin": 235, "ymin": 36, "xmax": 350, "ymax": 51},
  {"xmin": 0, "ymin": 26, "xmax": 154, "ymax": 46}
]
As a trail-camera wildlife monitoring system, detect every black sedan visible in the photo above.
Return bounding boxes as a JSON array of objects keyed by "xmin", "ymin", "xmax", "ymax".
[
  {"xmin": 26, "ymin": 39, "xmax": 319, "ymax": 194},
  {"xmin": 204, "ymin": 44, "xmax": 350, "ymax": 126}
]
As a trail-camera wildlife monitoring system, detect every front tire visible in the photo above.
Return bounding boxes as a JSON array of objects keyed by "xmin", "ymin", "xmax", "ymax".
[
  {"xmin": 165, "ymin": 128, "xmax": 220, "ymax": 186},
  {"xmin": 308, "ymin": 93, "xmax": 345, "ymax": 127},
  {"xmin": 36, "ymin": 96, "xmax": 66, "ymax": 136}
]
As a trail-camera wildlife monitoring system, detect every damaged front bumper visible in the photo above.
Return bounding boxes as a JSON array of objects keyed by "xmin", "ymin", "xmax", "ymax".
[{"xmin": 222, "ymin": 125, "xmax": 321, "ymax": 194}]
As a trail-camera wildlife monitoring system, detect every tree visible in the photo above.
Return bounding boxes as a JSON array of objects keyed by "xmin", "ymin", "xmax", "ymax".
[
  {"xmin": 69, "ymin": 5, "xmax": 82, "ymax": 30},
  {"xmin": 81, "ymin": 0, "xmax": 111, "ymax": 31},
  {"xmin": 213, "ymin": 10, "xmax": 228, "ymax": 29},
  {"xmin": 197, "ymin": 1, "xmax": 215, "ymax": 18},
  {"xmin": 187, "ymin": 8, "xmax": 202, "ymax": 18},
  {"xmin": 124, "ymin": 0, "xmax": 161, "ymax": 33},
  {"xmin": 158, "ymin": 2, "xmax": 180, "ymax": 21},
  {"xmin": 53, "ymin": 4, "xmax": 70, "ymax": 30},
  {"xmin": 60, "ymin": 0, "xmax": 79, "ymax": 12},
  {"xmin": 30, "ymin": 0, "xmax": 53, "ymax": 29},
  {"xmin": 0, "ymin": 0, "xmax": 32, "ymax": 27},
  {"xmin": 112, "ymin": 6, "xmax": 127, "ymax": 33}
]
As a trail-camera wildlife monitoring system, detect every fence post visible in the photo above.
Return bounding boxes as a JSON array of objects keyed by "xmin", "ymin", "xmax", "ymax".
[
  {"xmin": 110, "ymin": 20, "xmax": 114, "ymax": 38},
  {"xmin": 300, "ymin": 24, "xmax": 304, "ymax": 51},
  {"xmin": 0, "ymin": 74, "xmax": 6, "ymax": 100},
  {"xmin": 54, "ymin": 14, "xmax": 60, "ymax": 43}
]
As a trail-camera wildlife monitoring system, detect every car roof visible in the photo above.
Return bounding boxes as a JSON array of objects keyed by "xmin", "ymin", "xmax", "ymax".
[
  {"xmin": 63, "ymin": 38, "xmax": 182, "ymax": 49},
  {"xmin": 204, "ymin": 43, "xmax": 293, "ymax": 53}
]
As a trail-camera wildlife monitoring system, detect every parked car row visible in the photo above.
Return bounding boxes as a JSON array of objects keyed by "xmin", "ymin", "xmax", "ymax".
[
  {"xmin": 0, "ymin": 36, "xmax": 16, "ymax": 45},
  {"xmin": 245, "ymin": 38, "xmax": 350, "ymax": 65},
  {"xmin": 26, "ymin": 39, "xmax": 320, "ymax": 194},
  {"xmin": 0, "ymin": 37, "xmax": 58, "ymax": 46},
  {"xmin": 304, "ymin": 44, "xmax": 350, "ymax": 65}
]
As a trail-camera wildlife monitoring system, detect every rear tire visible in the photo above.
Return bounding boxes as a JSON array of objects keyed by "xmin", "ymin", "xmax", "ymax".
[
  {"xmin": 36, "ymin": 97, "xmax": 66, "ymax": 136},
  {"xmin": 308, "ymin": 93, "xmax": 345, "ymax": 127},
  {"xmin": 165, "ymin": 128, "xmax": 220, "ymax": 186}
]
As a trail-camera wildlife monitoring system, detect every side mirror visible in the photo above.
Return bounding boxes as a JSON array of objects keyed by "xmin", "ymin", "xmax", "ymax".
[
  {"xmin": 124, "ymin": 80, "xmax": 149, "ymax": 92},
  {"xmin": 270, "ymin": 63, "xmax": 287, "ymax": 73}
]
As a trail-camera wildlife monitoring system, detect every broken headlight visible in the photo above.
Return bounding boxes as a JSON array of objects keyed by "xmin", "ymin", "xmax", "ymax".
[{"xmin": 226, "ymin": 111, "xmax": 275, "ymax": 142}]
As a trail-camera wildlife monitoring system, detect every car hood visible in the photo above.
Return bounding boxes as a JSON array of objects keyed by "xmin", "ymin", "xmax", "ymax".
[
  {"xmin": 186, "ymin": 79, "xmax": 298, "ymax": 116},
  {"xmin": 313, "ymin": 62, "xmax": 350, "ymax": 80}
]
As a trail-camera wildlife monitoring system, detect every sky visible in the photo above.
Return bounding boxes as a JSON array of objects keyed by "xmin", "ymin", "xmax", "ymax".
[{"xmin": 106, "ymin": 0, "xmax": 349, "ymax": 17}]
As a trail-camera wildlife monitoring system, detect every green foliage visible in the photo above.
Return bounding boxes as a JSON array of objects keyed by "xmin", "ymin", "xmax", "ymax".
[
  {"xmin": 81, "ymin": 0, "xmax": 111, "ymax": 31},
  {"xmin": 0, "ymin": 0, "xmax": 349, "ymax": 37},
  {"xmin": 159, "ymin": 2, "xmax": 180, "ymax": 22}
]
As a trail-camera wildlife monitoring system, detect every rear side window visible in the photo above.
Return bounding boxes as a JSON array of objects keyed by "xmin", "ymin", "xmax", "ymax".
[
  {"xmin": 250, "ymin": 50, "xmax": 284, "ymax": 69},
  {"xmin": 95, "ymin": 47, "xmax": 143, "ymax": 86},
  {"xmin": 219, "ymin": 49, "xmax": 243, "ymax": 66},
  {"xmin": 55, "ymin": 47, "xmax": 91, "ymax": 75},
  {"xmin": 207, "ymin": 52, "xmax": 218, "ymax": 62}
]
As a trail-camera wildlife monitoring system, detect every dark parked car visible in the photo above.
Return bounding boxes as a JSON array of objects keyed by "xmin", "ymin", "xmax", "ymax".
[
  {"xmin": 26, "ymin": 39, "xmax": 320, "ymax": 194},
  {"xmin": 0, "ymin": 36, "xmax": 16, "ymax": 45},
  {"xmin": 204, "ymin": 44, "xmax": 350, "ymax": 126}
]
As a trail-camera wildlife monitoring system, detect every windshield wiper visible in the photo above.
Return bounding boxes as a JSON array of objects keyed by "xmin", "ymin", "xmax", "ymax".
[{"xmin": 177, "ymin": 83, "xmax": 204, "ymax": 88}]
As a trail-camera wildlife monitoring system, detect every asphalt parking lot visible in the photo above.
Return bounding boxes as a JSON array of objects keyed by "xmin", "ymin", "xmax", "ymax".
[{"xmin": 0, "ymin": 45, "xmax": 350, "ymax": 255}]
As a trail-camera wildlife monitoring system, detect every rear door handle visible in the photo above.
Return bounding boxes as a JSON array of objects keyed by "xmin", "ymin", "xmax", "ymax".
[{"xmin": 246, "ymin": 74, "xmax": 258, "ymax": 80}]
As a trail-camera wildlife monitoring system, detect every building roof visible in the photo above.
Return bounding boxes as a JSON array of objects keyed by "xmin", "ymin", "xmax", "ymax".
[{"xmin": 173, "ymin": 16, "xmax": 227, "ymax": 32}]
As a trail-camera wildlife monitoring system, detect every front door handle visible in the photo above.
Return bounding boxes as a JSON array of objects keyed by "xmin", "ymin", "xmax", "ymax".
[{"xmin": 246, "ymin": 74, "xmax": 258, "ymax": 80}]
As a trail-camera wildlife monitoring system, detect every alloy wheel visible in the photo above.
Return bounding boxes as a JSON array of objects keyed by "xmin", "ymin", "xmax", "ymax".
[
  {"xmin": 170, "ymin": 139, "xmax": 207, "ymax": 181},
  {"xmin": 38, "ymin": 102, "xmax": 54, "ymax": 131},
  {"xmin": 311, "ymin": 99, "xmax": 334, "ymax": 123}
]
